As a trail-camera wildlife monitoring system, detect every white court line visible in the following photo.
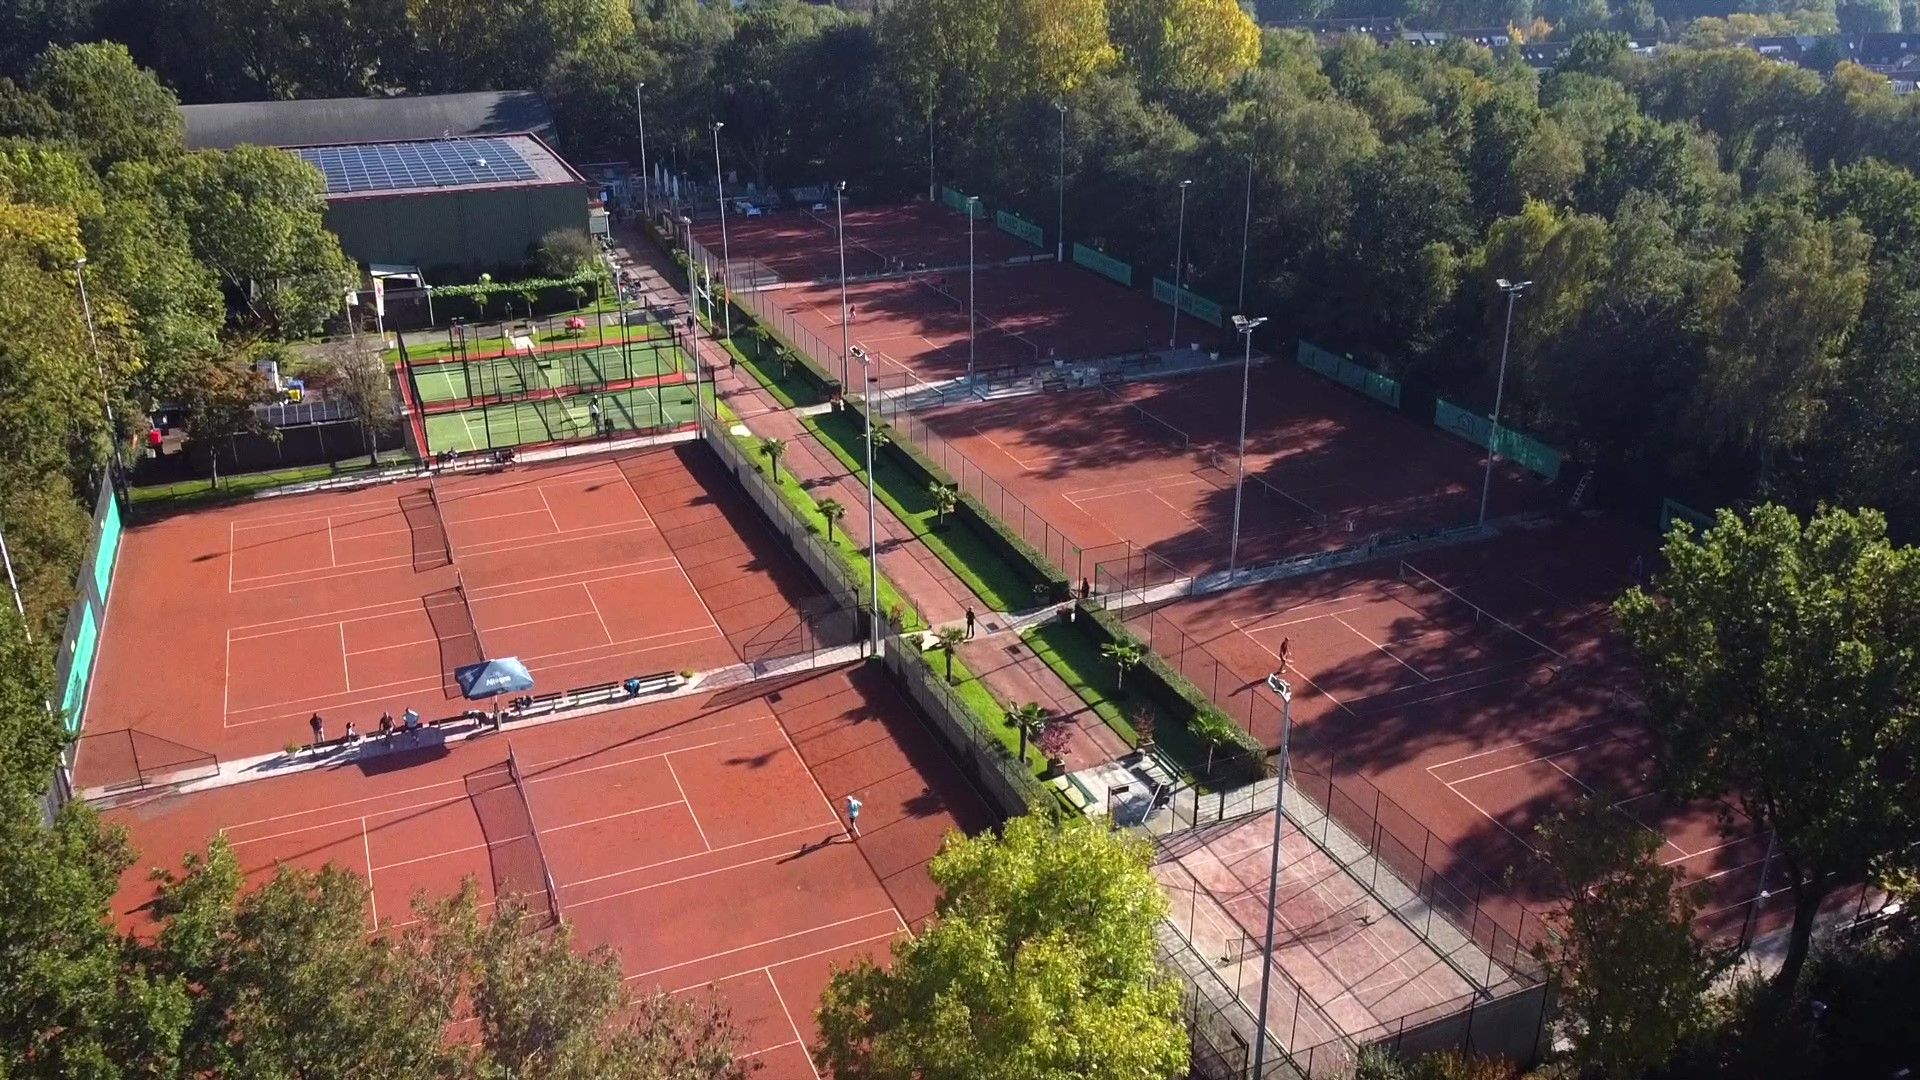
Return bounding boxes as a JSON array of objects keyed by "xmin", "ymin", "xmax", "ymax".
[
  {"xmin": 537, "ymin": 487, "xmax": 562, "ymax": 532},
  {"xmin": 965, "ymin": 425, "xmax": 1050, "ymax": 472},
  {"xmin": 776, "ymin": 721, "xmax": 851, "ymax": 846},
  {"xmin": 1331, "ymin": 614, "xmax": 1431, "ymax": 683},
  {"xmin": 338, "ymin": 623, "xmax": 352, "ymax": 691},
  {"xmin": 550, "ymin": 797, "xmax": 689, "ymax": 835},
  {"xmin": 669, "ymin": 927, "xmax": 904, "ymax": 995},
  {"xmin": 628, "ymin": 907, "xmax": 899, "ymax": 983},
  {"xmin": 328, "ymin": 519, "xmax": 338, "ymax": 567},
  {"xmin": 1436, "ymin": 737, "xmax": 1624, "ymax": 786},
  {"xmin": 664, "ymin": 756, "xmax": 710, "ymax": 850},
  {"xmin": 230, "ymin": 595, "xmax": 433, "ymax": 637},
  {"xmin": 567, "ymin": 820, "xmax": 839, "ymax": 891},
  {"xmin": 460, "ymin": 553, "xmax": 679, "ymax": 601},
  {"xmin": 580, "ymin": 581, "xmax": 615, "ymax": 645},
  {"xmin": 1419, "ymin": 721, "xmax": 1620, "ymax": 772},
  {"xmin": 767, "ymin": 969, "xmax": 823, "ymax": 1080},
  {"xmin": 231, "ymin": 554, "xmax": 418, "ymax": 592},
  {"xmin": 1662, "ymin": 833, "xmax": 1764, "ymax": 867},
  {"xmin": 362, "ymin": 818, "xmax": 378, "ymax": 927},
  {"xmin": 737, "ymin": 1039, "xmax": 801, "ymax": 1064},
  {"xmin": 1228, "ymin": 589, "xmax": 1383, "ymax": 631},
  {"xmin": 1060, "ymin": 474, "xmax": 1207, "ymax": 501}
]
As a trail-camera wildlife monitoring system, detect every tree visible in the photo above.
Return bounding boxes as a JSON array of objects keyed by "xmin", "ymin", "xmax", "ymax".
[
  {"xmin": 2, "ymin": 43, "xmax": 183, "ymax": 169},
  {"xmin": 163, "ymin": 145, "xmax": 356, "ymax": 337},
  {"xmin": 757, "ymin": 436, "xmax": 788, "ymax": 481},
  {"xmin": 1100, "ymin": 640, "xmax": 1144, "ymax": 689},
  {"xmin": 1532, "ymin": 794, "xmax": 1721, "ymax": 1079},
  {"xmin": 815, "ymin": 814, "xmax": 1187, "ymax": 1079},
  {"xmin": 404, "ymin": 0, "xmax": 634, "ymax": 93},
  {"xmin": 0, "ymin": 612, "xmax": 191, "ymax": 1077},
  {"xmin": 1110, "ymin": 0, "xmax": 1262, "ymax": 98},
  {"xmin": 934, "ymin": 624, "xmax": 965, "ymax": 681},
  {"xmin": 1615, "ymin": 505, "xmax": 1920, "ymax": 997},
  {"xmin": 928, "ymin": 482, "xmax": 957, "ymax": 525},
  {"xmin": 818, "ymin": 496, "xmax": 846, "ymax": 542},
  {"xmin": 177, "ymin": 350, "xmax": 276, "ymax": 489},
  {"xmin": 1007, "ymin": 701, "xmax": 1050, "ymax": 762},
  {"xmin": 308, "ymin": 337, "xmax": 401, "ymax": 466},
  {"xmin": 537, "ymin": 228, "xmax": 599, "ymax": 278}
]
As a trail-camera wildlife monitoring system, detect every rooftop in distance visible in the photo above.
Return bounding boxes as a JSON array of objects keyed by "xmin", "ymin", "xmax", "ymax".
[{"xmin": 286, "ymin": 135, "xmax": 586, "ymax": 199}]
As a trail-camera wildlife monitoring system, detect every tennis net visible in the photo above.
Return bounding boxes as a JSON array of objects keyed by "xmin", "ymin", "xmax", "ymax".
[
  {"xmin": 506, "ymin": 743, "xmax": 563, "ymax": 926},
  {"xmin": 803, "ymin": 206, "xmax": 892, "ymax": 276},
  {"xmin": 426, "ymin": 475, "xmax": 455, "ymax": 563},
  {"xmin": 1397, "ymin": 562, "xmax": 1565, "ymax": 663},
  {"xmin": 1101, "ymin": 384, "xmax": 1192, "ymax": 450},
  {"xmin": 453, "ymin": 569, "xmax": 485, "ymax": 656},
  {"xmin": 1198, "ymin": 447, "xmax": 1330, "ymax": 528}
]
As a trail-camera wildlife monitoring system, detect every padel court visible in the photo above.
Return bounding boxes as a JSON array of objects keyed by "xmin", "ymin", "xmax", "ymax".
[
  {"xmin": 104, "ymin": 664, "xmax": 994, "ymax": 1080},
  {"xmin": 80, "ymin": 445, "xmax": 831, "ymax": 780}
]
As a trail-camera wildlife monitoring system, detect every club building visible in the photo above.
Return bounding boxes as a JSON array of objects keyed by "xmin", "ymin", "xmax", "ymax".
[{"xmin": 180, "ymin": 92, "xmax": 594, "ymax": 279}]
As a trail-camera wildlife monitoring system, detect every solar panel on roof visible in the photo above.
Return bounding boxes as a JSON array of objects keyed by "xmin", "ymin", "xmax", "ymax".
[{"xmin": 292, "ymin": 138, "xmax": 541, "ymax": 194}]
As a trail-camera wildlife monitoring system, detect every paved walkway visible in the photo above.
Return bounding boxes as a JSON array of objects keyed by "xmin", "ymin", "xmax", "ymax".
[{"xmin": 610, "ymin": 223, "xmax": 1130, "ymax": 774}]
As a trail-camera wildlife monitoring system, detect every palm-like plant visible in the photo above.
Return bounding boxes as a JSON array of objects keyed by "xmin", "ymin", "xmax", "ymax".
[
  {"xmin": 818, "ymin": 497, "xmax": 845, "ymax": 542},
  {"xmin": 929, "ymin": 483, "xmax": 958, "ymax": 526},
  {"xmin": 1101, "ymin": 641, "xmax": 1144, "ymax": 690},
  {"xmin": 758, "ymin": 437, "xmax": 788, "ymax": 481},
  {"xmin": 871, "ymin": 423, "xmax": 893, "ymax": 452},
  {"xmin": 934, "ymin": 625, "xmax": 966, "ymax": 681},
  {"xmin": 1007, "ymin": 701, "xmax": 1050, "ymax": 762}
]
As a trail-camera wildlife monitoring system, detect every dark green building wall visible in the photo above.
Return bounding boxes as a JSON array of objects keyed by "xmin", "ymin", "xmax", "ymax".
[{"xmin": 323, "ymin": 183, "xmax": 589, "ymax": 281}]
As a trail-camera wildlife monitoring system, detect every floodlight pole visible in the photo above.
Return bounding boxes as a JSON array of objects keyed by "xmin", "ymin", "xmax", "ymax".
[
  {"xmin": 1055, "ymin": 102, "xmax": 1067, "ymax": 263},
  {"xmin": 74, "ymin": 258, "xmax": 125, "ymax": 480},
  {"xmin": 634, "ymin": 82, "xmax": 650, "ymax": 217},
  {"xmin": 710, "ymin": 122, "xmax": 732, "ymax": 340},
  {"xmin": 1238, "ymin": 156, "xmax": 1253, "ymax": 313},
  {"xmin": 0, "ymin": 520, "xmax": 29, "ymax": 642},
  {"xmin": 967, "ymin": 195, "xmax": 979, "ymax": 383},
  {"xmin": 1480, "ymin": 278, "xmax": 1530, "ymax": 527},
  {"xmin": 1250, "ymin": 677, "xmax": 1295, "ymax": 1080},
  {"xmin": 850, "ymin": 344, "xmax": 881, "ymax": 654},
  {"xmin": 682, "ymin": 216, "xmax": 702, "ymax": 419},
  {"xmin": 1229, "ymin": 315, "xmax": 1267, "ymax": 577},
  {"xmin": 1170, "ymin": 179, "xmax": 1192, "ymax": 350}
]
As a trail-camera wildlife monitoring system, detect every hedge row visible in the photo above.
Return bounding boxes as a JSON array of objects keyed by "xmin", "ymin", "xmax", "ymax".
[{"xmin": 1076, "ymin": 602, "xmax": 1268, "ymax": 787}]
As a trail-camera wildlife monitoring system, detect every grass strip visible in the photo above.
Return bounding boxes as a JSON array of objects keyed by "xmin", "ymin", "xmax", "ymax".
[
  {"xmin": 919, "ymin": 643, "xmax": 1052, "ymax": 781},
  {"xmin": 733, "ymin": 434, "xmax": 924, "ymax": 633},
  {"xmin": 804, "ymin": 409, "xmax": 1038, "ymax": 612},
  {"xmin": 724, "ymin": 325, "xmax": 828, "ymax": 408}
]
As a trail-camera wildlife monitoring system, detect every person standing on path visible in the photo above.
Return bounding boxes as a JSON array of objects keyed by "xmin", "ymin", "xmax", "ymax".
[
  {"xmin": 964, "ymin": 607, "xmax": 977, "ymax": 640},
  {"xmin": 845, "ymin": 795, "xmax": 863, "ymax": 838},
  {"xmin": 309, "ymin": 713, "xmax": 324, "ymax": 749}
]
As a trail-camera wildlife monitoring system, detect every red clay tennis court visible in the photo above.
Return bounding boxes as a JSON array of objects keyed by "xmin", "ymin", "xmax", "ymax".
[
  {"xmin": 104, "ymin": 663, "xmax": 994, "ymax": 1078},
  {"xmin": 79, "ymin": 444, "xmax": 836, "ymax": 784},
  {"xmin": 913, "ymin": 363, "xmax": 1550, "ymax": 579},
  {"xmin": 1136, "ymin": 518, "xmax": 1803, "ymax": 942},
  {"xmin": 691, "ymin": 201, "xmax": 1036, "ymax": 286}
]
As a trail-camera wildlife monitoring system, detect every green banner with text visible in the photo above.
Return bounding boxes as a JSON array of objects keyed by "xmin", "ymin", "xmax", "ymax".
[
  {"xmin": 1071, "ymin": 243, "xmax": 1132, "ymax": 286},
  {"xmin": 1433, "ymin": 399, "xmax": 1563, "ymax": 483},
  {"xmin": 1151, "ymin": 277, "xmax": 1225, "ymax": 328},
  {"xmin": 994, "ymin": 210, "xmax": 1043, "ymax": 247}
]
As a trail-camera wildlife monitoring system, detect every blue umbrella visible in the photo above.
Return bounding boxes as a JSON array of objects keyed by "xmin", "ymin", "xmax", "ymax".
[{"xmin": 454, "ymin": 657, "xmax": 535, "ymax": 700}]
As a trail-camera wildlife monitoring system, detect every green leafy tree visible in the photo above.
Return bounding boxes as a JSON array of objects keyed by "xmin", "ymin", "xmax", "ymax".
[
  {"xmin": 1532, "ymin": 794, "xmax": 1722, "ymax": 1079},
  {"xmin": 404, "ymin": 0, "xmax": 634, "ymax": 93},
  {"xmin": 1, "ymin": 43, "xmax": 183, "ymax": 169},
  {"xmin": 818, "ymin": 496, "xmax": 846, "ymax": 542},
  {"xmin": 757, "ymin": 435, "xmax": 788, "ymax": 481},
  {"xmin": 1615, "ymin": 505, "xmax": 1920, "ymax": 996},
  {"xmin": 928, "ymin": 482, "xmax": 957, "ymax": 525},
  {"xmin": 177, "ymin": 350, "xmax": 277, "ymax": 489},
  {"xmin": 1008, "ymin": 701, "xmax": 1050, "ymax": 762},
  {"xmin": 815, "ymin": 814, "xmax": 1187, "ymax": 1079},
  {"xmin": 0, "ymin": 612, "xmax": 191, "ymax": 1077},
  {"xmin": 537, "ymin": 227, "xmax": 599, "ymax": 278},
  {"xmin": 309, "ymin": 336, "xmax": 401, "ymax": 466},
  {"xmin": 934, "ymin": 624, "xmax": 965, "ymax": 681},
  {"xmin": 1100, "ymin": 640, "xmax": 1144, "ymax": 689},
  {"xmin": 163, "ymin": 145, "xmax": 356, "ymax": 336},
  {"xmin": 1109, "ymin": 0, "xmax": 1261, "ymax": 98}
]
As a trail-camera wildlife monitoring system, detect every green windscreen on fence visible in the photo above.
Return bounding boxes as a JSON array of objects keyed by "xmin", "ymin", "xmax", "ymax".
[
  {"xmin": 1660, "ymin": 497, "xmax": 1714, "ymax": 535},
  {"xmin": 1296, "ymin": 340, "xmax": 1402, "ymax": 408},
  {"xmin": 1072, "ymin": 243, "xmax": 1132, "ymax": 286},
  {"xmin": 54, "ymin": 474, "xmax": 120, "ymax": 733},
  {"xmin": 994, "ymin": 210, "xmax": 1043, "ymax": 247},
  {"xmin": 1151, "ymin": 277, "xmax": 1225, "ymax": 328},
  {"xmin": 941, "ymin": 186, "xmax": 985, "ymax": 218},
  {"xmin": 1433, "ymin": 399, "xmax": 1563, "ymax": 483}
]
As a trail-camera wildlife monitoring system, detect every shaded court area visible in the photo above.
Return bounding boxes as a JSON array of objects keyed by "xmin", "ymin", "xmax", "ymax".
[
  {"xmin": 913, "ymin": 363, "xmax": 1549, "ymax": 580},
  {"xmin": 1135, "ymin": 519, "xmax": 1825, "ymax": 946},
  {"xmin": 79, "ymin": 444, "xmax": 840, "ymax": 783},
  {"xmin": 691, "ymin": 200, "xmax": 1035, "ymax": 286},
  {"xmin": 103, "ymin": 664, "xmax": 994, "ymax": 1079}
]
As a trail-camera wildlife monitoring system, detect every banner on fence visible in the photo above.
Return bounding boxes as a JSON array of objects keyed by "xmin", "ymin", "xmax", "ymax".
[
  {"xmin": 1151, "ymin": 277, "xmax": 1225, "ymax": 328},
  {"xmin": 1296, "ymin": 340, "xmax": 1401, "ymax": 409},
  {"xmin": 1432, "ymin": 399, "xmax": 1563, "ymax": 483},
  {"xmin": 54, "ymin": 473, "xmax": 121, "ymax": 734},
  {"xmin": 940, "ymin": 186, "xmax": 985, "ymax": 218},
  {"xmin": 1660, "ymin": 497, "xmax": 1715, "ymax": 535},
  {"xmin": 1072, "ymin": 243, "xmax": 1132, "ymax": 286},
  {"xmin": 994, "ymin": 209, "xmax": 1043, "ymax": 247}
]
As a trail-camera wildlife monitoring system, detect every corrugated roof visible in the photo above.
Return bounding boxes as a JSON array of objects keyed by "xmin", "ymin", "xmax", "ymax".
[{"xmin": 181, "ymin": 91, "xmax": 554, "ymax": 151}]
